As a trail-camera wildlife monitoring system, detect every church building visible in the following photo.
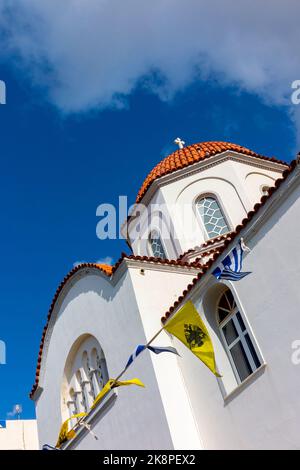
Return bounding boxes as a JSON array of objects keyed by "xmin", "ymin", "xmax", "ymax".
[{"xmin": 30, "ymin": 140, "xmax": 300, "ymax": 450}]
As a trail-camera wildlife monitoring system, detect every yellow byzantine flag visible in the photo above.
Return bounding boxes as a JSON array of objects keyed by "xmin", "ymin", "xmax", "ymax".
[
  {"xmin": 56, "ymin": 378, "xmax": 144, "ymax": 448},
  {"xmin": 92, "ymin": 378, "xmax": 145, "ymax": 409},
  {"xmin": 56, "ymin": 412, "xmax": 87, "ymax": 448},
  {"xmin": 164, "ymin": 301, "xmax": 221, "ymax": 377}
]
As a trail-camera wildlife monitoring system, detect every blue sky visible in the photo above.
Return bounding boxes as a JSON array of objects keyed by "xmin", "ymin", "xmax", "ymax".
[{"xmin": 0, "ymin": 0, "xmax": 299, "ymax": 420}]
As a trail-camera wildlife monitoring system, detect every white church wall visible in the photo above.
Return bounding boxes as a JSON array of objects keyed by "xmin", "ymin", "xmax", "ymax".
[
  {"xmin": 171, "ymin": 174, "xmax": 300, "ymax": 449},
  {"xmin": 0, "ymin": 420, "xmax": 39, "ymax": 450},
  {"xmin": 129, "ymin": 265, "xmax": 203, "ymax": 449},
  {"xmin": 129, "ymin": 154, "xmax": 283, "ymax": 258},
  {"xmin": 34, "ymin": 268, "xmax": 173, "ymax": 450},
  {"xmin": 244, "ymin": 171, "xmax": 276, "ymax": 204}
]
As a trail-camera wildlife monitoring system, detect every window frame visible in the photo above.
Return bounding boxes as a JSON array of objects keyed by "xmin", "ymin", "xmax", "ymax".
[
  {"xmin": 195, "ymin": 193, "xmax": 231, "ymax": 241},
  {"xmin": 217, "ymin": 288, "xmax": 262, "ymax": 385}
]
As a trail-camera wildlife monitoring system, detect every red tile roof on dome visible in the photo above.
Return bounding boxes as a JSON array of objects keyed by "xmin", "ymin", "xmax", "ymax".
[{"xmin": 136, "ymin": 141, "xmax": 288, "ymax": 203}]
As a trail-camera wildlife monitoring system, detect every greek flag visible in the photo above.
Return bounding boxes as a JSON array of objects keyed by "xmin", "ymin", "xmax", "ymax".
[
  {"xmin": 0, "ymin": 420, "xmax": 6, "ymax": 429},
  {"xmin": 125, "ymin": 345, "xmax": 179, "ymax": 369},
  {"xmin": 147, "ymin": 345, "xmax": 179, "ymax": 356},
  {"xmin": 125, "ymin": 345, "xmax": 146, "ymax": 368},
  {"xmin": 212, "ymin": 239, "xmax": 251, "ymax": 281}
]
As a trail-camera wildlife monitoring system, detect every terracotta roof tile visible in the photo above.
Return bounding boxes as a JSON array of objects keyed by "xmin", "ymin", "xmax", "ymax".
[
  {"xmin": 136, "ymin": 141, "xmax": 288, "ymax": 203},
  {"xmin": 177, "ymin": 233, "xmax": 232, "ymax": 262},
  {"xmin": 95, "ymin": 263, "xmax": 113, "ymax": 275}
]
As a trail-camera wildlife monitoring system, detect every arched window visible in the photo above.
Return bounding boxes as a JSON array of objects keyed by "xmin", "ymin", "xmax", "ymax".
[
  {"xmin": 63, "ymin": 336, "xmax": 109, "ymax": 417},
  {"xmin": 217, "ymin": 288, "xmax": 261, "ymax": 383},
  {"xmin": 149, "ymin": 230, "xmax": 167, "ymax": 259},
  {"xmin": 196, "ymin": 196, "xmax": 230, "ymax": 239}
]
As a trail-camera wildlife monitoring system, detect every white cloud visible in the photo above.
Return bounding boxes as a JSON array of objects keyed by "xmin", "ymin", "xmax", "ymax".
[
  {"xmin": 73, "ymin": 260, "xmax": 86, "ymax": 268},
  {"xmin": 7, "ymin": 404, "xmax": 22, "ymax": 418},
  {"xmin": 96, "ymin": 256, "xmax": 114, "ymax": 265},
  {"xmin": 1, "ymin": 0, "xmax": 300, "ymax": 138}
]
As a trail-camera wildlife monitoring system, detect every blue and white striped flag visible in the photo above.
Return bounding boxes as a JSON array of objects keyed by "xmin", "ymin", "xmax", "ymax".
[
  {"xmin": 125, "ymin": 344, "xmax": 179, "ymax": 369},
  {"xmin": 212, "ymin": 239, "xmax": 251, "ymax": 281},
  {"xmin": 125, "ymin": 345, "xmax": 146, "ymax": 368},
  {"xmin": 147, "ymin": 345, "xmax": 180, "ymax": 356},
  {"xmin": 0, "ymin": 420, "xmax": 6, "ymax": 429}
]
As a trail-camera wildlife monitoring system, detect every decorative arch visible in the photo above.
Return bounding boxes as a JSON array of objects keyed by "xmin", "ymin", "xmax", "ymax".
[
  {"xmin": 245, "ymin": 171, "xmax": 276, "ymax": 182},
  {"xmin": 61, "ymin": 334, "xmax": 109, "ymax": 420},
  {"xmin": 176, "ymin": 176, "xmax": 247, "ymax": 212},
  {"xmin": 174, "ymin": 176, "xmax": 248, "ymax": 245},
  {"xmin": 245, "ymin": 172, "xmax": 276, "ymax": 203}
]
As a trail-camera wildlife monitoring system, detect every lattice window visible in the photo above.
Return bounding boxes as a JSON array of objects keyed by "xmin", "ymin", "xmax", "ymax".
[
  {"xmin": 149, "ymin": 231, "xmax": 167, "ymax": 259},
  {"xmin": 197, "ymin": 196, "xmax": 229, "ymax": 239},
  {"xmin": 64, "ymin": 337, "xmax": 109, "ymax": 416}
]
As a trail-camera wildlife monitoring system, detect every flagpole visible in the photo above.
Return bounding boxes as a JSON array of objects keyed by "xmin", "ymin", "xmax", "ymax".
[
  {"xmin": 62, "ymin": 310, "xmax": 182, "ymax": 446},
  {"xmin": 114, "ymin": 326, "xmax": 165, "ymax": 381},
  {"xmin": 64, "ymin": 325, "xmax": 167, "ymax": 444},
  {"xmin": 145, "ymin": 326, "xmax": 165, "ymax": 347}
]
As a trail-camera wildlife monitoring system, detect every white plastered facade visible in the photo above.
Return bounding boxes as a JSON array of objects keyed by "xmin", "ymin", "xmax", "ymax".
[{"xmin": 34, "ymin": 148, "xmax": 300, "ymax": 450}]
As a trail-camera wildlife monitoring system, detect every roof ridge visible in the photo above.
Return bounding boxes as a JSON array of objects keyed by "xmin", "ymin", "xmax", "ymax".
[{"xmin": 177, "ymin": 233, "xmax": 232, "ymax": 261}]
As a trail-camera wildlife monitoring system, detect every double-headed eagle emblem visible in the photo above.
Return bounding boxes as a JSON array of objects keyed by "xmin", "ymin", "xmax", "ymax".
[{"xmin": 184, "ymin": 323, "xmax": 206, "ymax": 349}]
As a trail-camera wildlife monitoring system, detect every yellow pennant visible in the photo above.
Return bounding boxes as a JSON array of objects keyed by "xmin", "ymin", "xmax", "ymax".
[
  {"xmin": 164, "ymin": 301, "xmax": 221, "ymax": 377},
  {"xmin": 56, "ymin": 412, "xmax": 87, "ymax": 448},
  {"xmin": 92, "ymin": 378, "xmax": 145, "ymax": 409},
  {"xmin": 55, "ymin": 378, "xmax": 144, "ymax": 448}
]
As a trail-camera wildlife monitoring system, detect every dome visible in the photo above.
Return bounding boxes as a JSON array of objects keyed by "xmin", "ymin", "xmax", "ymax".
[{"xmin": 136, "ymin": 141, "xmax": 283, "ymax": 203}]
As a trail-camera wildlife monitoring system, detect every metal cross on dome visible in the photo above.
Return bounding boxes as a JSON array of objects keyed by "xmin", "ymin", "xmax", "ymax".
[{"xmin": 174, "ymin": 137, "xmax": 185, "ymax": 149}]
